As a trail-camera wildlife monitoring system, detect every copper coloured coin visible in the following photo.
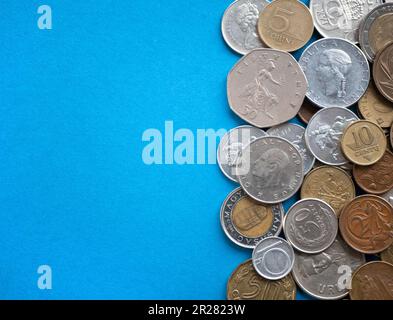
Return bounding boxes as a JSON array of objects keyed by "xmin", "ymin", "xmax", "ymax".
[
  {"xmin": 297, "ymin": 99, "xmax": 319, "ymax": 124},
  {"xmin": 374, "ymin": 42, "xmax": 393, "ymax": 103}
]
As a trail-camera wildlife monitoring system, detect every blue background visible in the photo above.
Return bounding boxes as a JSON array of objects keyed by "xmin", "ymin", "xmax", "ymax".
[{"xmin": 0, "ymin": 0, "xmax": 318, "ymax": 299}]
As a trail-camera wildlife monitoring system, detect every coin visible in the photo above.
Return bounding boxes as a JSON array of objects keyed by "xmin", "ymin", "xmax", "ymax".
[
  {"xmin": 301, "ymin": 166, "xmax": 355, "ymax": 216},
  {"xmin": 221, "ymin": 0, "xmax": 269, "ymax": 55},
  {"xmin": 341, "ymin": 120, "xmax": 387, "ymax": 166},
  {"xmin": 374, "ymin": 42, "xmax": 393, "ymax": 103},
  {"xmin": 305, "ymin": 107, "xmax": 359, "ymax": 165},
  {"xmin": 339, "ymin": 195, "xmax": 393, "ymax": 254},
  {"xmin": 227, "ymin": 48, "xmax": 307, "ymax": 128},
  {"xmin": 359, "ymin": 3, "xmax": 393, "ymax": 62},
  {"xmin": 297, "ymin": 99, "xmax": 319, "ymax": 124},
  {"xmin": 257, "ymin": 0, "xmax": 314, "ymax": 52},
  {"xmin": 217, "ymin": 125, "xmax": 267, "ymax": 182},
  {"xmin": 381, "ymin": 244, "xmax": 393, "ymax": 265},
  {"xmin": 238, "ymin": 136, "xmax": 304, "ymax": 204},
  {"xmin": 310, "ymin": 0, "xmax": 382, "ymax": 44},
  {"xmin": 350, "ymin": 261, "xmax": 393, "ymax": 300},
  {"xmin": 353, "ymin": 150, "xmax": 393, "ymax": 194},
  {"xmin": 252, "ymin": 236, "xmax": 295, "ymax": 280},
  {"xmin": 227, "ymin": 259, "xmax": 296, "ymax": 300},
  {"xmin": 381, "ymin": 188, "xmax": 393, "ymax": 207},
  {"xmin": 391, "ymin": 123, "xmax": 393, "ymax": 149},
  {"xmin": 292, "ymin": 236, "xmax": 365, "ymax": 300},
  {"xmin": 267, "ymin": 123, "xmax": 315, "ymax": 174},
  {"xmin": 284, "ymin": 199, "xmax": 338, "ymax": 254},
  {"xmin": 299, "ymin": 38, "xmax": 370, "ymax": 109},
  {"xmin": 220, "ymin": 187, "xmax": 284, "ymax": 249}
]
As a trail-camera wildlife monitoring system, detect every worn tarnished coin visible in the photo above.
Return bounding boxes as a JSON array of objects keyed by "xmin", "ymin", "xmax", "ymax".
[
  {"xmin": 299, "ymin": 38, "xmax": 370, "ymax": 109},
  {"xmin": 350, "ymin": 261, "xmax": 393, "ymax": 300},
  {"xmin": 217, "ymin": 125, "xmax": 267, "ymax": 182},
  {"xmin": 381, "ymin": 243, "xmax": 393, "ymax": 265},
  {"xmin": 257, "ymin": 0, "xmax": 314, "ymax": 52},
  {"xmin": 339, "ymin": 195, "xmax": 393, "ymax": 254},
  {"xmin": 374, "ymin": 42, "xmax": 393, "ymax": 103},
  {"xmin": 301, "ymin": 166, "xmax": 355, "ymax": 215},
  {"xmin": 353, "ymin": 150, "xmax": 393, "ymax": 194},
  {"xmin": 292, "ymin": 236, "xmax": 365, "ymax": 300},
  {"xmin": 267, "ymin": 123, "xmax": 315, "ymax": 174},
  {"xmin": 221, "ymin": 0, "xmax": 269, "ymax": 55},
  {"xmin": 220, "ymin": 187, "xmax": 284, "ymax": 249},
  {"xmin": 284, "ymin": 199, "xmax": 338, "ymax": 254},
  {"xmin": 310, "ymin": 0, "xmax": 382, "ymax": 44},
  {"xmin": 238, "ymin": 136, "xmax": 303, "ymax": 204},
  {"xmin": 381, "ymin": 188, "xmax": 393, "ymax": 207},
  {"xmin": 305, "ymin": 107, "xmax": 359, "ymax": 165},
  {"xmin": 341, "ymin": 120, "xmax": 387, "ymax": 166},
  {"xmin": 298, "ymin": 99, "xmax": 319, "ymax": 124},
  {"xmin": 227, "ymin": 49, "xmax": 307, "ymax": 128},
  {"xmin": 227, "ymin": 259, "xmax": 296, "ymax": 300},
  {"xmin": 252, "ymin": 236, "xmax": 295, "ymax": 280}
]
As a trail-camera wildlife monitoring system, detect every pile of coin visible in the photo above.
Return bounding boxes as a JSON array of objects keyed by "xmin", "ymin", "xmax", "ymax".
[{"xmin": 219, "ymin": 0, "xmax": 393, "ymax": 300}]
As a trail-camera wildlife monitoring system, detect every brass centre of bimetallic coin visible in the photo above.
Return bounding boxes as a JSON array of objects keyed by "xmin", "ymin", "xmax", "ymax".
[
  {"xmin": 297, "ymin": 99, "xmax": 318, "ymax": 124},
  {"xmin": 369, "ymin": 13, "xmax": 393, "ymax": 60},
  {"xmin": 373, "ymin": 42, "xmax": 393, "ymax": 103},
  {"xmin": 381, "ymin": 243, "xmax": 393, "ymax": 265}
]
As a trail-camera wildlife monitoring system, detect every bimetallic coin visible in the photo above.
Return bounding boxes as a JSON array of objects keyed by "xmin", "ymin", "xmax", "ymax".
[
  {"xmin": 217, "ymin": 125, "xmax": 267, "ymax": 182},
  {"xmin": 297, "ymin": 99, "xmax": 319, "ymax": 124},
  {"xmin": 381, "ymin": 243, "xmax": 393, "ymax": 265},
  {"xmin": 221, "ymin": 0, "xmax": 269, "ymax": 55},
  {"xmin": 381, "ymin": 188, "xmax": 393, "ymax": 207},
  {"xmin": 292, "ymin": 236, "xmax": 365, "ymax": 300},
  {"xmin": 374, "ymin": 42, "xmax": 393, "ymax": 103},
  {"xmin": 299, "ymin": 38, "xmax": 370, "ymax": 109},
  {"xmin": 339, "ymin": 195, "xmax": 393, "ymax": 254},
  {"xmin": 284, "ymin": 199, "xmax": 338, "ymax": 254},
  {"xmin": 341, "ymin": 120, "xmax": 387, "ymax": 166},
  {"xmin": 267, "ymin": 123, "xmax": 315, "ymax": 174},
  {"xmin": 227, "ymin": 49, "xmax": 307, "ymax": 128},
  {"xmin": 305, "ymin": 107, "xmax": 359, "ymax": 165},
  {"xmin": 350, "ymin": 261, "xmax": 393, "ymax": 300},
  {"xmin": 252, "ymin": 236, "xmax": 295, "ymax": 280},
  {"xmin": 238, "ymin": 136, "xmax": 304, "ymax": 204},
  {"xmin": 227, "ymin": 259, "xmax": 296, "ymax": 300},
  {"xmin": 220, "ymin": 187, "xmax": 284, "ymax": 249}
]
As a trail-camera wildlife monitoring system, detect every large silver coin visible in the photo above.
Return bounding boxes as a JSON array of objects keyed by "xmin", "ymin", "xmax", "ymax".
[
  {"xmin": 252, "ymin": 236, "xmax": 295, "ymax": 280},
  {"xmin": 381, "ymin": 189, "xmax": 393, "ymax": 207},
  {"xmin": 220, "ymin": 187, "xmax": 284, "ymax": 249},
  {"xmin": 238, "ymin": 136, "xmax": 304, "ymax": 204},
  {"xmin": 217, "ymin": 125, "xmax": 267, "ymax": 182},
  {"xmin": 227, "ymin": 49, "xmax": 307, "ymax": 128},
  {"xmin": 299, "ymin": 38, "xmax": 370, "ymax": 109},
  {"xmin": 267, "ymin": 123, "xmax": 315, "ymax": 174},
  {"xmin": 283, "ymin": 198, "xmax": 338, "ymax": 254},
  {"xmin": 221, "ymin": 0, "xmax": 269, "ymax": 55},
  {"xmin": 310, "ymin": 0, "xmax": 383, "ymax": 44},
  {"xmin": 305, "ymin": 107, "xmax": 359, "ymax": 165},
  {"xmin": 292, "ymin": 236, "xmax": 365, "ymax": 300}
]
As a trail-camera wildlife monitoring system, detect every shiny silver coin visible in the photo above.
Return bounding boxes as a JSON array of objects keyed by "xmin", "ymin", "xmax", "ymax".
[
  {"xmin": 381, "ymin": 189, "xmax": 393, "ymax": 207},
  {"xmin": 267, "ymin": 123, "xmax": 315, "ymax": 174},
  {"xmin": 305, "ymin": 107, "xmax": 359, "ymax": 165},
  {"xmin": 238, "ymin": 136, "xmax": 304, "ymax": 204},
  {"xmin": 292, "ymin": 236, "xmax": 365, "ymax": 300},
  {"xmin": 252, "ymin": 236, "xmax": 295, "ymax": 280},
  {"xmin": 221, "ymin": 0, "xmax": 269, "ymax": 55},
  {"xmin": 283, "ymin": 198, "xmax": 338, "ymax": 254},
  {"xmin": 220, "ymin": 187, "xmax": 284, "ymax": 249},
  {"xmin": 299, "ymin": 38, "xmax": 370, "ymax": 109},
  {"xmin": 217, "ymin": 125, "xmax": 267, "ymax": 182}
]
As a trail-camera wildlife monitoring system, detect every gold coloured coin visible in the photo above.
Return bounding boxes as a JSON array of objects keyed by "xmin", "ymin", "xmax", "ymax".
[{"xmin": 374, "ymin": 42, "xmax": 393, "ymax": 103}]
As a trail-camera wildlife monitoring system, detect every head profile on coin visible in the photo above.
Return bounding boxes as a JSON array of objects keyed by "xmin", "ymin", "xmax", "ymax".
[{"xmin": 234, "ymin": 1, "xmax": 259, "ymax": 50}]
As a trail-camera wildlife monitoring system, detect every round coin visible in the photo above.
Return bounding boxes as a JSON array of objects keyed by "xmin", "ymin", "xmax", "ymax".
[
  {"xmin": 391, "ymin": 123, "xmax": 393, "ymax": 149},
  {"xmin": 373, "ymin": 42, "xmax": 393, "ymax": 103},
  {"xmin": 297, "ymin": 99, "xmax": 319, "ymax": 124},
  {"xmin": 381, "ymin": 243, "xmax": 393, "ymax": 265},
  {"xmin": 381, "ymin": 188, "xmax": 393, "ymax": 207}
]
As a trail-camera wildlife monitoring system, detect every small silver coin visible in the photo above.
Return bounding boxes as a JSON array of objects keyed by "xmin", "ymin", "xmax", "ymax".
[
  {"xmin": 292, "ymin": 236, "xmax": 365, "ymax": 300},
  {"xmin": 381, "ymin": 189, "xmax": 393, "ymax": 207},
  {"xmin": 305, "ymin": 107, "xmax": 359, "ymax": 165},
  {"xmin": 267, "ymin": 123, "xmax": 315, "ymax": 174},
  {"xmin": 217, "ymin": 125, "xmax": 267, "ymax": 182},
  {"xmin": 238, "ymin": 136, "xmax": 304, "ymax": 204},
  {"xmin": 220, "ymin": 187, "xmax": 284, "ymax": 249},
  {"xmin": 252, "ymin": 236, "xmax": 295, "ymax": 280},
  {"xmin": 283, "ymin": 198, "xmax": 338, "ymax": 254},
  {"xmin": 299, "ymin": 38, "xmax": 370, "ymax": 109}
]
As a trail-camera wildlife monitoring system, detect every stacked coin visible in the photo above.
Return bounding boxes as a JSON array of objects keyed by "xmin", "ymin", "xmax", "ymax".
[{"xmin": 220, "ymin": 0, "xmax": 393, "ymax": 300}]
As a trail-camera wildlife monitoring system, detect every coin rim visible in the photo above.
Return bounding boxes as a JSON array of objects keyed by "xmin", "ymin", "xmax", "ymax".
[{"xmin": 373, "ymin": 41, "xmax": 393, "ymax": 103}]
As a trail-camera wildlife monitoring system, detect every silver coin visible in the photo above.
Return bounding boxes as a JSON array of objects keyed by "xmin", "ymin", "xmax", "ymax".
[
  {"xmin": 217, "ymin": 125, "xmax": 267, "ymax": 182},
  {"xmin": 381, "ymin": 188, "xmax": 393, "ymax": 207},
  {"xmin": 238, "ymin": 136, "xmax": 304, "ymax": 204},
  {"xmin": 305, "ymin": 107, "xmax": 359, "ymax": 165},
  {"xmin": 299, "ymin": 38, "xmax": 370, "ymax": 109},
  {"xmin": 283, "ymin": 198, "xmax": 338, "ymax": 254},
  {"xmin": 221, "ymin": 0, "xmax": 269, "ymax": 55},
  {"xmin": 227, "ymin": 49, "xmax": 308, "ymax": 128},
  {"xmin": 252, "ymin": 236, "xmax": 295, "ymax": 280},
  {"xmin": 267, "ymin": 123, "xmax": 315, "ymax": 174},
  {"xmin": 220, "ymin": 187, "xmax": 284, "ymax": 249},
  {"xmin": 292, "ymin": 236, "xmax": 365, "ymax": 300},
  {"xmin": 310, "ymin": 0, "xmax": 383, "ymax": 44}
]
